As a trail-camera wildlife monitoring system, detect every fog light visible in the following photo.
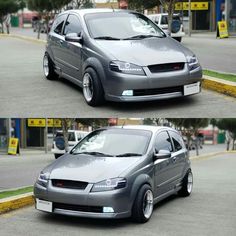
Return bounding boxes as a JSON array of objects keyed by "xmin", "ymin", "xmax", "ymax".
[
  {"xmin": 103, "ymin": 207, "xmax": 114, "ymax": 213},
  {"xmin": 122, "ymin": 90, "xmax": 133, "ymax": 96}
]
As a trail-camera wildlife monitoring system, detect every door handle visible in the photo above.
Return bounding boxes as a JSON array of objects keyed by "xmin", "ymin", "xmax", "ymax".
[
  {"xmin": 173, "ymin": 156, "xmax": 177, "ymax": 162},
  {"xmin": 59, "ymin": 39, "xmax": 64, "ymax": 45}
]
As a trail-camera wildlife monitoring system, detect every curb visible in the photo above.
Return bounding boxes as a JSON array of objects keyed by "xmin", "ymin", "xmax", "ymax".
[
  {"xmin": 202, "ymin": 76, "xmax": 236, "ymax": 98},
  {"xmin": 190, "ymin": 150, "xmax": 236, "ymax": 161},
  {"xmin": 0, "ymin": 33, "xmax": 46, "ymax": 44},
  {"xmin": 0, "ymin": 193, "xmax": 34, "ymax": 215}
]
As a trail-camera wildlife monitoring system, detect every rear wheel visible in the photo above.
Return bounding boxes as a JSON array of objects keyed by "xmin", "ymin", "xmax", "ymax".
[
  {"xmin": 132, "ymin": 184, "xmax": 154, "ymax": 223},
  {"xmin": 82, "ymin": 67, "xmax": 104, "ymax": 106},
  {"xmin": 178, "ymin": 169, "xmax": 193, "ymax": 197},
  {"xmin": 43, "ymin": 53, "xmax": 58, "ymax": 80}
]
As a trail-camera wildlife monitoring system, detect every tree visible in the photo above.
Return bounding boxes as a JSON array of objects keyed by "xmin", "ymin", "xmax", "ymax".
[
  {"xmin": 216, "ymin": 119, "xmax": 236, "ymax": 150},
  {"xmin": 167, "ymin": 119, "xmax": 209, "ymax": 156},
  {"xmin": 74, "ymin": 0, "xmax": 93, "ymax": 9},
  {"xmin": 0, "ymin": 0, "xmax": 22, "ymax": 33},
  {"xmin": 27, "ymin": 0, "xmax": 71, "ymax": 38},
  {"xmin": 128, "ymin": 0, "xmax": 160, "ymax": 12},
  {"xmin": 159, "ymin": 0, "xmax": 177, "ymax": 32},
  {"xmin": 76, "ymin": 119, "xmax": 109, "ymax": 130},
  {"xmin": 59, "ymin": 118, "xmax": 75, "ymax": 152}
]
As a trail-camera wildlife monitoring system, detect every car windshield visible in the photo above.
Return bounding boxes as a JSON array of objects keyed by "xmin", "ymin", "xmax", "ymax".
[
  {"xmin": 84, "ymin": 12, "xmax": 165, "ymax": 40},
  {"xmin": 71, "ymin": 128, "xmax": 152, "ymax": 157}
]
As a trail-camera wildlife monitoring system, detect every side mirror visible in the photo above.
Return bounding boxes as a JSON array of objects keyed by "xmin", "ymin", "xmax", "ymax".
[
  {"xmin": 154, "ymin": 149, "xmax": 171, "ymax": 160},
  {"xmin": 65, "ymin": 33, "xmax": 82, "ymax": 44}
]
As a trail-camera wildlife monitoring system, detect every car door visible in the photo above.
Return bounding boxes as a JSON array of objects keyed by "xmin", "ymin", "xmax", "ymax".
[
  {"xmin": 168, "ymin": 130, "xmax": 187, "ymax": 185},
  {"xmin": 49, "ymin": 13, "xmax": 68, "ymax": 71},
  {"xmin": 61, "ymin": 14, "xmax": 83, "ymax": 82},
  {"xmin": 153, "ymin": 130, "xmax": 176, "ymax": 197}
]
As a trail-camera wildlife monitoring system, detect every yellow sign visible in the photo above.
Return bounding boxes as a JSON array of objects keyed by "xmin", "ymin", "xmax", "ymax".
[
  {"xmin": 175, "ymin": 2, "xmax": 209, "ymax": 11},
  {"xmin": 28, "ymin": 119, "xmax": 62, "ymax": 127},
  {"xmin": 8, "ymin": 138, "xmax": 19, "ymax": 155},
  {"xmin": 217, "ymin": 21, "xmax": 229, "ymax": 38}
]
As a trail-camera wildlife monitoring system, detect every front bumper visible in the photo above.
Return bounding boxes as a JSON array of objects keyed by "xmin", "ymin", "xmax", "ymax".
[
  {"xmin": 103, "ymin": 64, "xmax": 202, "ymax": 102},
  {"xmin": 34, "ymin": 181, "xmax": 132, "ymax": 219}
]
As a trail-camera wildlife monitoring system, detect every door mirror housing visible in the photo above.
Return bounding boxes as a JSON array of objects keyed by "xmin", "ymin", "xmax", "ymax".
[
  {"xmin": 65, "ymin": 33, "xmax": 82, "ymax": 43},
  {"xmin": 154, "ymin": 149, "xmax": 171, "ymax": 160}
]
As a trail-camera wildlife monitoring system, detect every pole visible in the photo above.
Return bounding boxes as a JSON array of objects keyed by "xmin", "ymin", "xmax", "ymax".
[
  {"xmin": 45, "ymin": 118, "xmax": 48, "ymax": 154},
  {"xmin": 188, "ymin": 0, "xmax": 191, "ymax": 36}
]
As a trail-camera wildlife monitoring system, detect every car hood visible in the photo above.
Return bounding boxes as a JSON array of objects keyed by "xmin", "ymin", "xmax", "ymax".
[
  {"xmin": 95, "ymin": 37, "xmax": 192, "ymax": 66},
  {"xmin": 48, "ymin": 154, "xmax": 139, "ymax": 183}
]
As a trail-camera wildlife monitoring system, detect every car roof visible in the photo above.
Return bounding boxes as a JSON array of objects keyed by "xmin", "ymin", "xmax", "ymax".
[
  {"xmin": 61, "ymin": 8, "xmax": 134, "ymax": 17},
  {"xmin": 56, "ymin": 130, "xmax": 88, "ymax": 133},
  {"xmin": 103, "ymin": 125, "xmax": 177, "ymax": 133}
]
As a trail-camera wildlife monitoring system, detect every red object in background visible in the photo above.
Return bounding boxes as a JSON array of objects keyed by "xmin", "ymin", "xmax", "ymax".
[
  {"xmin": 108, "ymin": 118, "xmax": 118, "ymax": 126},
  {"xmin": 119, "ymin": 0, "xmax": 128, "ymax": 9}
]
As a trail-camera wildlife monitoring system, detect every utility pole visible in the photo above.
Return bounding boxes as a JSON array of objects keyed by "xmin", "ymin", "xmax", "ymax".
[
  {"xmin": 188, "ymin": 0, "xmax": 191, "ymax": 37},
  {"xmin": 45, "ymin": 118, "xmax": 48, "ymax": 154}
]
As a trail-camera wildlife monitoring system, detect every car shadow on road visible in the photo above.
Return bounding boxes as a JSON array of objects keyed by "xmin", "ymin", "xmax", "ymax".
[{"xmin": 37, "ymin": 194, "xmax": 179, "ymax": 228}]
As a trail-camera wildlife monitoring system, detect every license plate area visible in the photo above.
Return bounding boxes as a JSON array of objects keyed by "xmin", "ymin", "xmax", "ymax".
[
  {"xmin": 36, "ymin": 199, "xmax": 52, "ymax": 212},
  {"xmin": 184, "ymin": 82, "xmax": 200, "ymax": 96}
]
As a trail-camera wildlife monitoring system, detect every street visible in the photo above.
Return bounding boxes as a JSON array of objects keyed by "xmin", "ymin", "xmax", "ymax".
[
  {"xmin": 0, "ymin": 152, "xmax": 235, "ymax": 236},
  {"xmin": 0, "ymin": 36, "xmax": 235, "ymax": 118}
]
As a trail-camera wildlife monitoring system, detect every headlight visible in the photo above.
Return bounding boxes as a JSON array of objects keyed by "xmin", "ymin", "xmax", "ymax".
[
  {"xmin": 109, "ymin": 61, "xmax": 145, "ymax": 76},
  {"xmin": 91, "ymin": 178, "xmax": 127, "ymax": 192},
  {"xmin": 36, "ymin": 172, "xmax": 50, "ymax": 188},
  {"xmin": 187, "ymin": 55, "xmax": 200, "ymax": 71}
]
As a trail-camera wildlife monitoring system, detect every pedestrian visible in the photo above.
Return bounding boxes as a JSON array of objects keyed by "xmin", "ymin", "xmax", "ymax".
[{"xmin": 4, "ymin": 14, "xmax": 11, "ymax": 34}]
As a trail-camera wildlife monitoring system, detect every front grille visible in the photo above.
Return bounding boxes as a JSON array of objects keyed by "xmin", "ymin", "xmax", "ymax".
[
  {"xmin": 54, "ymin": 202, "xmax": 103, "ymax": 213},
  {"xmin": 133, "ymin": 86, "xmax": 183, "ymax": 96},
  {"xmin": 148, "ymin": 63, "xmax": 185, "ymax": 73},
  {"xmin": 51, "ymin": 179, "xmax": 88, "ymax": 190}
]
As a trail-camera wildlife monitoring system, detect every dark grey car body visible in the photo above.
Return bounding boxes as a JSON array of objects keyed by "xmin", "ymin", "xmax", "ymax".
[
  {"xmin": 34, "ymin": 126, "xmax": 192, "ymax": 220},
  {"xmin": 45, "ymin": 9, "xmax": 202, "ymax": 103}
]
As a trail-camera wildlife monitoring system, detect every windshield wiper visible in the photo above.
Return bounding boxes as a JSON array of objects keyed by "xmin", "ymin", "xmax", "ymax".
[
  {"xmin": 116, "ymin": 153, "xmax": 142, "ymax": 157},
  {"xmin": 72, "ymin": 151, "xmax": 113, "ymax": 157},
  {"xmin": 123, "ymin": 34, "xmax": 163, "ymax": 40},
  {"xmin": 94, "ymin": 36, "xmax": 121, "ymax": 40}
]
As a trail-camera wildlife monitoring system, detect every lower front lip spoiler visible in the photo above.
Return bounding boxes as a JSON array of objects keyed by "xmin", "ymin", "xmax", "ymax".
[{"xmin": 53, "ymin": 208, "xmax": 130, "ymax": 219}]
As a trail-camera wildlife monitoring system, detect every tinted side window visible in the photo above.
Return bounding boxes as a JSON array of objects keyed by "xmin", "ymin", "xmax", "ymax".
[
  {"xmin": 63, "ymin": 15, "xmax": 81, "ymax": 35},
  {"xmin": 169, "ymin": 131, "xmax": 184, "ymax": 152},
  {"xmin": 155, "ymin": 131, "xmax": 173, "ymax": 152},
  {"xmin": 52, "ymin": 14, "xmax": 67, "ymax": 35}
]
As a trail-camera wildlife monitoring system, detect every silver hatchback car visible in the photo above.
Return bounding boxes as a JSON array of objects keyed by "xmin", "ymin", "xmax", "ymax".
[
  {"xmin": 34, "ymin": 126, "xmax": 193, "ymax": 223},
  {"xmin": 43, "ymin": 9, "xmax": 202, "ymax": 106}
]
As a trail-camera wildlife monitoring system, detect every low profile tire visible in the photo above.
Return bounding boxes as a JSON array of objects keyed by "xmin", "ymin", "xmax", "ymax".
[
  {"xmin": 43, "ymin": 53, "xmax": 58, "ymax": 80},
  {"xmin": 132, "ymin": 184, "xmax": 154, "ymax": 223},
  {"xmin": 82, "ymin": 67, "xmax": 104, "ymax": 107},
  {"xmin": 178, "ymin": 169, "xmax": 193, "ymax": 197}
]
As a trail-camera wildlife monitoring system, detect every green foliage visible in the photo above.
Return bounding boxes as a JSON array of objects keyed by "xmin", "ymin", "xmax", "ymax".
[
  {"xmin": 128, "ymin": 0, "xmax": 160, "ymax": 10},
  {"xmin": 217, "ymin": 119, "xmax": 236, "ymax": 138},
  {"xmin": 0, "ymin": 0, "xmax": 21, "ymax": 17},
  {"xmin": 27, "ymin": 0, "xmax": 71, "ymax": 12}
]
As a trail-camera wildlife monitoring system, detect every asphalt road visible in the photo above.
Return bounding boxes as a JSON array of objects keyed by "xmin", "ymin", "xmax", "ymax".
[
  {"xmin": 0, "ymin": 37, "xmax": 235, "ymax": 118},
  {"xmin": 0, "ymin": 153, "xmax": 235, "ymax": 236},
  {"xmin": 182, "ymin": 33, "xmax": 236, "ymax": 74}
]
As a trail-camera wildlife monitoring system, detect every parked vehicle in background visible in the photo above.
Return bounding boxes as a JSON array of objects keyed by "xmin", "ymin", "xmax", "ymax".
[
  {"xmin": 35, "ymin": 125, "xmax": 193, "ymax": 223},
  {"xmin": 148, "ymin": 13, "xmax": 185, "ymax": 42},
  {"xmin": 43, "ymin": 9, "xmax": 201, "ymax": 106},
  {"xmin": 51, "ymin": 130, "xmax": 89, "ymax": 159}
]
